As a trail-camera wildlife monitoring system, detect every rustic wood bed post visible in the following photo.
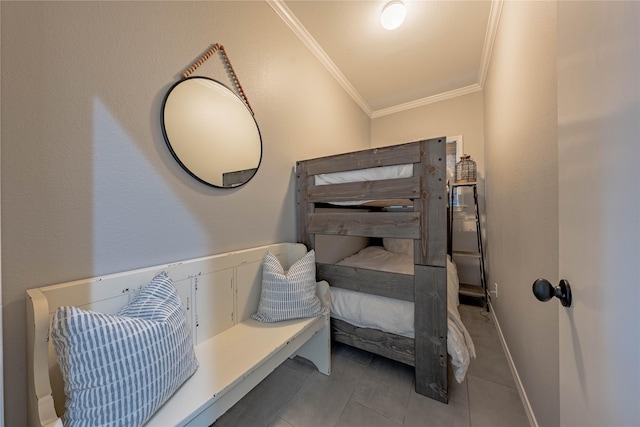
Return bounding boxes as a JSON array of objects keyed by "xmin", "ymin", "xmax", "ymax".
[
  {"xmin": 296, "ymin": 160, "xmax": 314, "ymax": 251},
  {"xmin": 414, "ymin": 137, "xmax": 448, "ymax": 402}
]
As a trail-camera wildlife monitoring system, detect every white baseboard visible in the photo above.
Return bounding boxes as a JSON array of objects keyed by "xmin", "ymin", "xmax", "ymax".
[{"xmin": 488, "ymin": 301, "xmax": 538, "ymax": 427}]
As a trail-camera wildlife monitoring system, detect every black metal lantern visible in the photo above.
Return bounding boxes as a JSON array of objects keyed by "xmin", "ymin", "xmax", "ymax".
[{"xmin": 456, "ymin": 154, "xmax": 477, "ymax": 183}]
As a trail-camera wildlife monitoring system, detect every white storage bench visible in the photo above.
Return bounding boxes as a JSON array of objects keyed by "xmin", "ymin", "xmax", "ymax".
[{"xmin": 26, "ymin": 243, "xmax": 331, "ymax": 427}]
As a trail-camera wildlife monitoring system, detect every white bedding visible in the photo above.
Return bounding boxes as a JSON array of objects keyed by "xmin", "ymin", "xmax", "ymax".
[
  {"xmin": 314, "ymin": 165, "xmax": 413, "ymax": 206},
  {"xmin": 315, "ymin": 164, "xmax": 413, "ymax": 186},
  {"xmin": 330, "ymin": 246, "xmax": 476, "ymax": 382}
]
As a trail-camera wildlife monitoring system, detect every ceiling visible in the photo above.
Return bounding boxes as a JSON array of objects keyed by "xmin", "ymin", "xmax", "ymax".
[{"xmin": 269, "ymin": 0, "xmax": 502, "ymax": 118}]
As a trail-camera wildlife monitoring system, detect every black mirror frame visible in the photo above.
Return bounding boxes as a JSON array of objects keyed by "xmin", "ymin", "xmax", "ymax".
[{"xmin": 161, "ymin": 76, "xmax": 262, "ymax": 188}]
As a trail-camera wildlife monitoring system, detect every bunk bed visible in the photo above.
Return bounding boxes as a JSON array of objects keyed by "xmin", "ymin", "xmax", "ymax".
[{"xmin": 296, "ymin": 137, "xmax": 474, "ymax": 403}]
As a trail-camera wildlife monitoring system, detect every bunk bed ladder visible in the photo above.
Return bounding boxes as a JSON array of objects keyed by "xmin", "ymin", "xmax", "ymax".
[{"xmin": 449, "ymin": 182, "xmax": 488, "ymax": 308}]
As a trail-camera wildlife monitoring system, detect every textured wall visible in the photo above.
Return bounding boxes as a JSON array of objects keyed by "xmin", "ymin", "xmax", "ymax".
[
  {"xmin": 483, "ymin": 2, "xmax": 559, "ymax": 426},
  {"xmin": 371, "ymin": 92, "xmax": 485, "ymax": 181},
  {"xmin": 0, "ymin": 2, "xmax": 369, "ymax": 423}
]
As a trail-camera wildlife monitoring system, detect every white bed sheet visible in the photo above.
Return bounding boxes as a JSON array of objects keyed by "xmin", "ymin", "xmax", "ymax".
[
  {"xmin": 315, "ymin": 164, "xmax": 413, "ymax": 186},
  {"xmin": 314, "ymin": 165, "xmax": 413, "ymax": 206},
  {"xmin": 330, "ymin": 246, "xmax": 476, "ymax": 382}
]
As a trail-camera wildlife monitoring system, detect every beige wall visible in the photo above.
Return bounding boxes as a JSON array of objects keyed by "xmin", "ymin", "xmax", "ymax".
[
  {"xmin": 484, "ymin": 2, "xmax": 559, "ymax": 427},
  {"xmin": 0, "ymin": 2, "xmax": 369, "ymax": 424},
  {"xmin": 371, "ymin": 91, "xmax": 485, "ymax": 179}
]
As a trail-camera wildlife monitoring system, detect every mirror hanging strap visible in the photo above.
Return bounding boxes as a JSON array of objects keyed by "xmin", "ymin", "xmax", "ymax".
[{"xmin": 181, "ymin": 43, "xmax": 254, "ymax": 116}]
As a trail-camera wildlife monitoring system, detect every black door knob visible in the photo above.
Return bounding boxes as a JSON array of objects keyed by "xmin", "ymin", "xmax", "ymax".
[{"xmin": 532, "ymin": 278, "xmax": 572, "ymax": 307}]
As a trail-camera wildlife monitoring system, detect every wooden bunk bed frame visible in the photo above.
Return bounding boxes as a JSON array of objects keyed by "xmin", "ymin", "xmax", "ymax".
[{"xmin": 296, "ymin": 137, "xmax": 449, "ymax": 403}]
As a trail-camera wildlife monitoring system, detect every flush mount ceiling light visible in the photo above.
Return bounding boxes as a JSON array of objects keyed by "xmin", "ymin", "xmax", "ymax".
[{"xmin": 380, "ymin": 0, "xmax": 406, "ymax": 30}]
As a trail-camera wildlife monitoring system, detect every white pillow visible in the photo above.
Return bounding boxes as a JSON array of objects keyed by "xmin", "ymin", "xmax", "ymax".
[
  {"xmin": 51, "ymin": 272, "xmax": 198, "ymax": 427},
  {"xmin": 383, "ymin": 238, "xmax": 414, "ymax": 255},
  {"xmin": 252, "ymin": 250, "xmax": 329, "ymax": 323}
]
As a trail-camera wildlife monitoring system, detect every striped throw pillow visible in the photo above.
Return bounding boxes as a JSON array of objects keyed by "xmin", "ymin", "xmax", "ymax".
[
  {"xmin": 251, "ymin": 250, "xmax": 328, "ymax": 323},
  {"xmin": 51, "ymin": 272, "xmax": 198, "ymax": 427}
]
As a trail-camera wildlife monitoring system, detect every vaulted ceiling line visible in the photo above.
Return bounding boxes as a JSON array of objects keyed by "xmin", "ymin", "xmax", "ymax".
[{"xmin": 267, "ymin": 0, "xmax": 373, "ymax": 117}]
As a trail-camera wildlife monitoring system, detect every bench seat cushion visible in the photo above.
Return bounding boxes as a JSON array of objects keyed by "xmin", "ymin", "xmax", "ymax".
[{"xmin": 51, "ymin": 272, "xmax": 198, "ymax": 427}]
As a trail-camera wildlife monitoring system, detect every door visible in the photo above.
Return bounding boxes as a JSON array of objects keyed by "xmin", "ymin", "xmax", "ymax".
[{"xmin": 557, "ymin": 2, "xmax": 639, "ymax": 426}]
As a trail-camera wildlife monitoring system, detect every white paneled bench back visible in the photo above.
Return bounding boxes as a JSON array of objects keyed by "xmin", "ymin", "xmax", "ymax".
[{"xmin": 26, "ymin": 243, "xmax": 331, "ymax": 427}]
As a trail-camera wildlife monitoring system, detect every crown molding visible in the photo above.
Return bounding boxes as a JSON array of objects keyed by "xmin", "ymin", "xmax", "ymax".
[
  {"xmin": 478, "ymin": 0, "xmax": 504, "ymax": 88},
  {"xmin": 268, "ymin": 0, "xmax": 502, "ymax": 119},
  {"xmin": 267, "ymin": 0, "xmax": 373, "ymax": 117},
  {"xmin": 371, "ymin": 84, "xmax": 483, "ymax": 118}
]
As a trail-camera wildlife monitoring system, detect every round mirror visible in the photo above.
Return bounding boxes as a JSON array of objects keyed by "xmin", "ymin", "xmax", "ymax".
[{"xmin": 161, "ymin": 76, "xmax": 262, "ymax": 188}]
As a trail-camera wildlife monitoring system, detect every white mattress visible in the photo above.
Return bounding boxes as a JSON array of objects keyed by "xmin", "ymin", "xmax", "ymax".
[
  {"xmin": 330, "ymin": 246, "xmax": 476, "ymax": 382},
  {"xmin": 315, "ymin": 164, "xmax": 413, "ymax": 186},
  {"xmin": 314, "ymin": 164, "xmax": 413, "ymax": 206}
]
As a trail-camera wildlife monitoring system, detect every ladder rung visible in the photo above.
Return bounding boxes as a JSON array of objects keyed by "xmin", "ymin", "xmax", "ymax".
[
  {"xmin": 459, "ymin": 284, "xmax": 486, "ymax": 298},
  {"xmin": 452, "ymin": 251, "xmax": 481, "ymax": 257}
]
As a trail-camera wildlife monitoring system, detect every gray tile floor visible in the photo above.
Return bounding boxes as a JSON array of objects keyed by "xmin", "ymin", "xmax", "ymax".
[{"xmin": 214, "ymin": 304, "xmax": 529, "ymax": 427}]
